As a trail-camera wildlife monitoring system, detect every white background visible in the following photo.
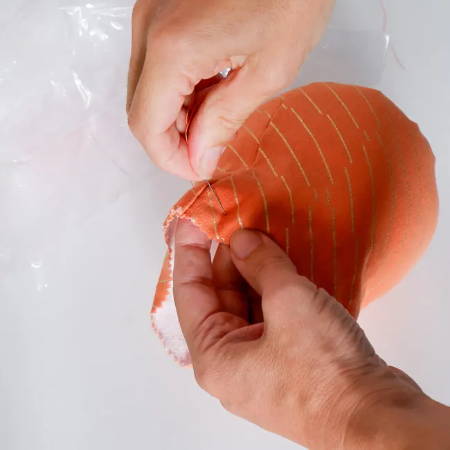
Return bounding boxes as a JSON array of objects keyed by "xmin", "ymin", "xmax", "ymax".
[{"xmin": 1, "ymin": 1, "xmax": 449, "ymax": 449}]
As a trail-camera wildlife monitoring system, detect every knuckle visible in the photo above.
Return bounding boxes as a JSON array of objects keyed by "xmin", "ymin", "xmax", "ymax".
[
  {"xmin": 195, "ymin": 313, "xmax": 240, "ymax": 352},
  {"xmin": 273, "ymin": 278, "xmax": 305, "ymax": 299},
  {"xmin": 200, "ymin": 312, "xmax": 231, "ymax": 331},
  {"xmin": 216, "ymin": 111, "xmax": 246, "ymax": 133},
  {"xmin": 191, "ymin": 314, "xmax": 245, "ymax": 395},
  {"xmin": 265, "ymin": 274, "xmax": 319, "ymax": 307},
  {"xmin": 296, "ymin": 275, "xmax": 321, "ymax": 298},
  {"xmin": 256, "ymin": 252, "xmax": 290, "ymax": 277},
  {"xmin": 312, "ymin": 286, "xmax": 335, "ymax": 315}
]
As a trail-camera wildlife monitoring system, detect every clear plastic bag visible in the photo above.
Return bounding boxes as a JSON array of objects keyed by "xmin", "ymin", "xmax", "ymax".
[{"xmin": 1, "ymin": 0, "xmax": 146, "ymax": 279}]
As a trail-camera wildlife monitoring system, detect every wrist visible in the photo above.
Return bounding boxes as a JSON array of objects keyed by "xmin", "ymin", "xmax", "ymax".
[
  {"xmin": 343, "ymin": 385, "xmax": 424, "ymax": 449},
  {"xmin": 298, "ymin": 362, "xmax": 435, "ymax": 450},
  {"xmin": 340, "ymin": 369, "xmax": 450, "ymax": 450}
]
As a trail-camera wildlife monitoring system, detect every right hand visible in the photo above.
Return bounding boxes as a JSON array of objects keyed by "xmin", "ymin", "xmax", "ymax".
[
  {"xmin": 127, "ymin": 0, "xmax": 334, "ymax": 180},
  {"xmin": 173, "ymin": 220, "xmax": 450, "ymax": 449}
]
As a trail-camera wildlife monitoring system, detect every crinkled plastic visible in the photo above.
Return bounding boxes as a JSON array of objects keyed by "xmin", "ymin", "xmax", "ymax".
[
  {"xmin": 1, "ymin": 0, "xmax": 145, "ymax": 280},
  {"xmin": 0, "ymin": 0, "xmax": 390, "ymax": 292}
]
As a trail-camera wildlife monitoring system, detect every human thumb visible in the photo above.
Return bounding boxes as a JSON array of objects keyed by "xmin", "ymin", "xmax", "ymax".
[
  {"xmin": 229, "ymin": 229, "xmax": 336, "ymax": 326},
  {"xmin": 229, "ymin": 230, "xmax": 298, "ymax": 296},
  {"xmin": 188, "ymin": 63, "xmax": 289, "ymax": 179}
]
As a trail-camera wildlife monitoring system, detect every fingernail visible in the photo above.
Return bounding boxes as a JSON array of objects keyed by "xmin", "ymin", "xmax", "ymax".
[
  {"xmin": 231, "ymin": 230, "xmax": 262, "ymax": 260},
  {"xmin": 198, "ymin": 146, "xmax": 225, "ymax": 178}
]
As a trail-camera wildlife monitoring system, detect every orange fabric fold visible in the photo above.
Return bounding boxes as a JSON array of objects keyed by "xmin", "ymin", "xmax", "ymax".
[{"xmin": 151, "ymin": 82, "xmax": 438, "ymax": 364}]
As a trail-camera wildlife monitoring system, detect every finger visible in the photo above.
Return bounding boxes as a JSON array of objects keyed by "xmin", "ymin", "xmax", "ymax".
[
  {"xmin": 230, "ymin": 230, "xmax": 298, "ymax": 296},
  {"xmin": 185, "ymin": 75, "xmax": 224, "ymax": 140},
  {"xmin": 127, "ymin": 1, "xmax": 154, "ymax": 113},
  {"xmin": 173, "ymin": 220, "xmax": 248, "ymax": 358},
  {"xmin": 176, "ymin": 107, "xmax": 188, "ymax": 134},
  {"xmin": 229, "ymin": 230, "xmax": 320, "ymax": 323},
  {"xmin": 188, "ymin": 57, "xmax": 295, "ymax": 178},
  {"xmin": 128, "ymin": 35, "xmax": 220, "ymax": 180},
  {"xmin": 212, "ymin": 244, "xmax": 248, "ymax": 320},
  {"xmin": 173, "ymin": 219, "xmax": 219, "ymax": 346},
  {"xmin": 128, "ymin": 62, "xmax": 200, "ymax": 180}
]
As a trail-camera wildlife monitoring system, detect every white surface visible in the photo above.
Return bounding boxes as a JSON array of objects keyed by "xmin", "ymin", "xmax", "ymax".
[{"xmin": 1, "ymin": 1, "xmax": 449, "ymax": 449}]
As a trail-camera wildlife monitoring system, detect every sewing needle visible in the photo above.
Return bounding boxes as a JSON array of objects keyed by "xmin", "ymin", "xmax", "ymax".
[{"xmin": 207, "ymin": 180, "xmax": 226, "ymax": 213}]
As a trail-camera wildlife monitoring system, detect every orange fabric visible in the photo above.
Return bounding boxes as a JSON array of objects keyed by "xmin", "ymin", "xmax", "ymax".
[{"xmin": 152, "ymin": 82, "xmax": 438, "ymax": 363}]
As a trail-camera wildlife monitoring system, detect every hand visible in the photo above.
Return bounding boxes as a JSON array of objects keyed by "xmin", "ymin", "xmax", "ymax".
[
  {"xmin": 127, "ymin": 0, "xmax": 334, "ymax": 180},
  {"xmin": 173, "ymin": 219, "xmax": 450, "ymax": 449}
]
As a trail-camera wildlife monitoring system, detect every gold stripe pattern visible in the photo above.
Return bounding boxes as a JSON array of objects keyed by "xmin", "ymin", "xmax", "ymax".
[
  {"xmin": 270, "ymin": 122, "xmax": 311, "ymax": 187},
  {"xmin": 326, "ymin": 114, "xmax": 353, "ymax": 164},
  {"xmin": 258, "ymin": 147, "xmax": 279, "ymax": 177},
  {"xmin": 257, "ymin": 109, "xmax": 272, "ymax": 120},
  {"xmin": 215, "ymin": 166, "xmax": 231, "ymax": 174},
  {"xmin": 243, "ymin": 124, "xmax": 261, "ymax": 145},
  {"xmin": 290, "ymin": 106, "xmax": 334, "ymax": 184},
  {"xmin": 206, "ymin": 187, "xmax": 221, "ymax": 241},
  {"xmin": 229, "ymin": 144, "xmax": 250, "ymax": 169},
  {"xmin": 252, "ymin": 170, "xmax": 270, "ymax": 233},
  {"xmin": 230, "ymin": 175, "xmax": 244, "ymax": 230},
  {"xmin": 300, "ymin": 88, "xmax": 324, "ymax": 115},
  {"xmin": 280, "ymin": 175, "xmax": 296, "ymax": 225},
  {"xmin": 243, "ymin": 125, "xmax": 278, "ymax": 177},
  {"xmin": 355, "ymin": 86, "xmax": 381, "ymax": 128},
  {"xmin": 344, "ymin": 167, "xmax": 355, "ymax": 233},
  {"xmin": 326, "ymin": 83, "xmax": 360, "ymax": 129}
]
